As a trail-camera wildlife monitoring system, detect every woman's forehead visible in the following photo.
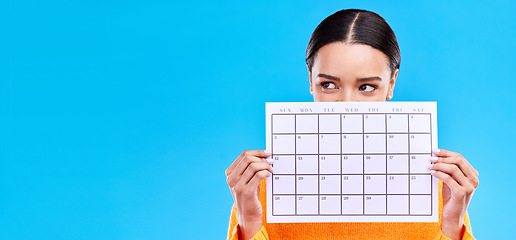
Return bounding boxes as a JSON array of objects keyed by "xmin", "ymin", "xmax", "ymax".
[{"xmin": 313, "ymin": 42, "xmax": 391, "ymax": 80}]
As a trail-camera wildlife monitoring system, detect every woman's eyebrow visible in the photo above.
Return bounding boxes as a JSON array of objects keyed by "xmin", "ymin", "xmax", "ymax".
[
  {"xmin": 317, "ymin": 73, "xmax": 340, "ymax": 81},
  {"xmin": 357, "ymin": 76, "xmax": 382, "ymax": 82}
]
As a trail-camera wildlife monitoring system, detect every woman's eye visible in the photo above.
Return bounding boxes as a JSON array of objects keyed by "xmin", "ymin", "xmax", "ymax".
[
  {"xmin": 359, "ymin": 84, "xmax": 377, "ymax": 92},
  {"xmin": 321, "ymin": 82, "xmax": 337, "ymax": 89}
]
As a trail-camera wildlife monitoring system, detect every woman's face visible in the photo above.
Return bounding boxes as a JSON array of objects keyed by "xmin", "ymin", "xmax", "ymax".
[{"xmin": 309, "ymin": 42, "xmax": 398, "ymax": 102}]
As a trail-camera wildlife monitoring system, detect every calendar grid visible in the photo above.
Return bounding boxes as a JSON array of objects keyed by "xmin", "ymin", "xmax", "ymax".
[
  {"xmin": 294, "ymin": 114, "xmax": 297, "ymax": 215},
  {"xmin": 270, "ymin": 112, "xmax": 434, "ymax": 217},
  {"xmin": 408, "ymin": 113, "xmax": 411, "ymax": 214},
  {"xmin": 271, "ymin": 113, "xmax": 274, "ymax": 216},
  {"xmin": 340, "ymin": 113, "xmax": 343, "ymax": 215},
  {"xmin": 385, "ymin": 114, "xmax": 388, "ymax": 215},
  {"xmin": 430, "ymin": 111, "xmax": 433, "ymax": 216},
  {"xmin": 318, "ymin": 114, "xmax": 320, "ymax": 215},
  {"xmin": 362, "ymin": 114, "xmax": 365, "ymax": 215}
]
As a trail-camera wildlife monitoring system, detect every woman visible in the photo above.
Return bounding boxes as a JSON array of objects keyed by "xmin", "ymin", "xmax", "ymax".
[{"xmin": 225, "ymin": 9, "xmax": 478, "ymax": 240}]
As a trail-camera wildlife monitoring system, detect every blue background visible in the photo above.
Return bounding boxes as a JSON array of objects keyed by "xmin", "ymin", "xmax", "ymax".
[{"xmin": 1, "ymin": 0, "xmax": 515, "ymax": 239}]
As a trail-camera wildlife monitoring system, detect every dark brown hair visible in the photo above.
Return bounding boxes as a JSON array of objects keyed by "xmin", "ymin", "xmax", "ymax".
[{"xmin": 306, "ymin": 9, "xmax": 401, "ymax": 76}]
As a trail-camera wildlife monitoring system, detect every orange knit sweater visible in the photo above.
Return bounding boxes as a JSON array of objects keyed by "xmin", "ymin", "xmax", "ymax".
[{"xmin": 227, "ymin": 179, "xmax": 474, "ymax": 240}]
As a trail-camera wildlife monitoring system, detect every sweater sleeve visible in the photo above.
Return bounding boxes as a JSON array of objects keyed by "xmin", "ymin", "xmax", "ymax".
[
  {"xmin": 433, "ymin": 211, "xmax": 475, "ymax": 240},
  {"xmin": 226, "ymin": 204, "xmax": 269, "ymax": 240}
]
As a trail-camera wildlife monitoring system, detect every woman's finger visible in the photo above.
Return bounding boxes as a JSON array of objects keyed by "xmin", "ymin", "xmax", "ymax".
[
  {"xmin": 459, "ymin": 155, "xmax": 479, "ymax": 178},
  {"xmin": 430, "ymin": 156, "xmax": 476, "ymax": 180},
  {"xmin": 432, "ymin": 148, "xmax": 461, "ymax": 158},
  {"xmin": 226, "ymin": 150, "xmax": 271, "ymax": 177},
  {"xmin": 247, "ymin": 169, "xmax": 272, "ymax": 192},
  {"xmin": 239, "ymin": 161, "xmax": 273, "ymax": 185},
  {"xmin": 431, "ymin": 170, "xmax": 462, "ymax": 193},
  {"xmin": 227, "ymin": 154, "xmax": 271, "ymax": 187},
  {"xmin": 429, "ymin": 162, "xmax": 470, "ymax": 187},
  {"xmin": 431, "ymin": 149, "xmax": 479, "ymax": 186}
]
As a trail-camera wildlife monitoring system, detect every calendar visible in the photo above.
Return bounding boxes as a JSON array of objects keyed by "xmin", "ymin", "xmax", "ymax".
[{"xmin": 266, "ymin": 102, "xmax": 438, "ymax": 223}]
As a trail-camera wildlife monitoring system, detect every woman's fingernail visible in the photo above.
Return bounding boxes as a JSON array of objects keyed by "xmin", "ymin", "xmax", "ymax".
[
  {"xmin": 430, "ymin": 170, "xmax": 436, "ymax": 174},
  {"xmin": 427, "ymin": 164, "xmax": 433, "ymax": 170},
  {"xmin": 429, "ymin": 157, "xmax": 438, "ymax": 162},
  {"xmin": 267, "ymin": 158, "xmax": 273, "ymax": 164},
  {"xmin": 264, "ymin": 149, "xmax": 271, "ymax": 155},
  {"xmin": 432, "ymin": 148, "xmax": 440, "ymax": 154}
]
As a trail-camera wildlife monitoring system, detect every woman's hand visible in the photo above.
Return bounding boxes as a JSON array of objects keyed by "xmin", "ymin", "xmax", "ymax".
[
  {"xmin": 226, "ymin": 150, "xmax": 273, "ymax": 240},
  {"xmin": 428, "ymin": 149, "xmax": 479, "ymax": 240}
]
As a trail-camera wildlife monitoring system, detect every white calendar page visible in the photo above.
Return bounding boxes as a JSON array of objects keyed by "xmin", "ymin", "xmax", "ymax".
[{"xmin": 266, "ymin": 102, "xmax": 438, "ymax": 223}]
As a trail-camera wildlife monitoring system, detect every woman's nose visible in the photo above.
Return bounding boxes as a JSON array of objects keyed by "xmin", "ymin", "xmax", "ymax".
[{"xmin": 336, "ymin": 90, "xmax": 354, "ymax": 102}]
